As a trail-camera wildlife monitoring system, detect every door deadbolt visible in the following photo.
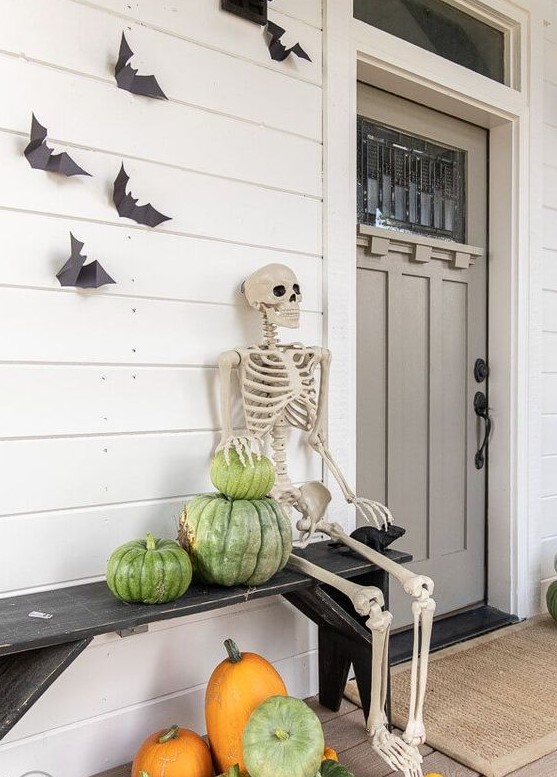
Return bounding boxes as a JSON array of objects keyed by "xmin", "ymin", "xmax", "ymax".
[{"xmin": 474, "ymin": 358, "xmax": 489, "ymax": 383}]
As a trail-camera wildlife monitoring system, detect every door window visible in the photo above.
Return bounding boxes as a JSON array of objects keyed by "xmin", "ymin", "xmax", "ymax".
[
  {"xmin": 354, "ymin": 0, "xmax": 506, "ymax": 84},
  {"xmin": 357, "ymin": 116, "xmax": 466, "ymax": 243}
]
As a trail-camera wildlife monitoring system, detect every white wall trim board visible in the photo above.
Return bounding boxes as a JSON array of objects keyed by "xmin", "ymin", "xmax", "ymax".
[{"xmin": 323, "ymin": 0, "xmax": 545, "ymax": 617}]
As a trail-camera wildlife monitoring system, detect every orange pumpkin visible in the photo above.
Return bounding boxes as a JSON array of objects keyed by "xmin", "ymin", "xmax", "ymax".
[
  {"xmin": 205, "ymin": 638, "xmax": 287, "ymax": 774},
  {"xmin": 323, "ymin": 746, "xmax": 339, "ymax": 761},
  {"xmin": 131, "ymin": 725, "xmax": 213, "ymax": 777}
]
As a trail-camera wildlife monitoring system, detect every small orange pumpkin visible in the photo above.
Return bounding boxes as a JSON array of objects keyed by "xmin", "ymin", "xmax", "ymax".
[
  {"xmin": 131, "ymin": 724, "xmax": 213, "ymax": 777},
  {"xmin": 323, "ymin": 746, "xmax": 339, "ymax": 761},
  {"xmin": 205, "ymin": 638, "xmax": 287, "ymax": 774}
]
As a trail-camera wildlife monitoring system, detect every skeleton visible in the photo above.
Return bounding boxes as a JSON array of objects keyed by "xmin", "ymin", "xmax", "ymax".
[{"xmin": 217, "ymin": 264, "xmax": 436, "ymax": 777}]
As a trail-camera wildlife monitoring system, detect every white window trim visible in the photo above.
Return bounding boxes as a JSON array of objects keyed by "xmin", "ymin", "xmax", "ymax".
[{"xmin": 323, "ymin": 0, "xmax": 545, "ymax": 617}]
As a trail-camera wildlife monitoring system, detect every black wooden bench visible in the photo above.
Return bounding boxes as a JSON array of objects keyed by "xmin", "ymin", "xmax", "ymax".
[{"xmin": 0, "ymin": 541, "xmax": 411, "ymax": 739}]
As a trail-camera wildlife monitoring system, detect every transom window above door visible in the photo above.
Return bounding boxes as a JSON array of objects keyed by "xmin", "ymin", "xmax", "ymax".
[
  {"xmin": 354, "ymin": 0, "xmax": 506, "ymax": 84},
  {"xmin": 357, "ymin": 117, "xmax": 466, "ymax": 243}
]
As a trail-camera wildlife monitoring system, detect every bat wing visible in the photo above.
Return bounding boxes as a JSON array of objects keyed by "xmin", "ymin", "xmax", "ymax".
[
  {"xmin": 128, "ymin": 199, "xmax": 171, "ymax": 228},
  {"xmin": 24, "ymin": 114, "xmax": 90, "ymax": 176},
  {"xmin": 265, "ymin": 20, "xmax": 311, "ymax": 62},
  {"xmin": 76, "ymin": 261, "xmax": 116, "ymax": 289},
  {"xmin": 48, "ymin": 151, "xmax": 91, "ymax": 177},
  {"xmin": 114, "ymin": 32, "xmax": 167, "ymax": 99},
  {"xmin": 113, "ymin": 164, "xmax": 171, "ymax": 227},
  {"xmin": 56, "ymin": 233, "xmax": 87, "ymax": 286}
]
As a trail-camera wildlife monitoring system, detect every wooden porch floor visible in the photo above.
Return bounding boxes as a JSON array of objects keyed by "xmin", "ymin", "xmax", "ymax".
[{"xmin": 92, "ymin": 694, "xmax": 557, "ymax": 777}]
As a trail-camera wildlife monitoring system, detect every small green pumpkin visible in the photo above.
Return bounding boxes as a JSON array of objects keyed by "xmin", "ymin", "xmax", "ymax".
[
  {"xmin": 179, "ymin": 494, "xmax": 292, "ymax": 587},
  {"xmin": 107, "ymin": 533, "xmax": 192, "ymax": 604},
  {"xmin": 319, "ymin": 760, "xmax": 355, "ymax": 777},
  {"xmin": 210, "ymin": 449, "xmax": 276, "ymax": 500},
  {"xmin": 242, "ymin": 696, "xmax": 324, "ymax": 777},
  {"xmin": 547, "ymin": 580, "xmax": 557, "ymax": 624}
]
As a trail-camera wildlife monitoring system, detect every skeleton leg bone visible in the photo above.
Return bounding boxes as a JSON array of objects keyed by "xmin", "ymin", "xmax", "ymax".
[
  {"xmin": 403, "ymin": 597, "xmax": 436, "ymax": 747},
  {"xmin": 366, "ymin": 604, "xmax": 423, "ymax": 777}
]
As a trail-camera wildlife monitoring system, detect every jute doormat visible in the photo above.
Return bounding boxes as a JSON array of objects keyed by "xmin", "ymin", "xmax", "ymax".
[{"xmin": 345, "ymin": 617, "xmax": 557, "ymax": 777}]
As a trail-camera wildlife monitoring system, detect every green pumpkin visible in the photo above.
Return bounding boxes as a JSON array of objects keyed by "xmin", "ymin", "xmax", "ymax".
[
  {"xmin": 210, "ymin": 449, "xmax": 276, "ymax": 500},
  {"xmin": 242, "ymin": 696, "xmax": 324, "ymax": 777},
  {"xmin": 107, "ymin": 533, "xmax": 193, "ymax": 604},
  {"xmin": 179, "ymin": 494, "xmax": 292, "ymax": 586},
  {"xmin": 547, "ymin": 580, "xmax": 557, "ymax": 624},
  {"xmin": 319, "ymin": 760, "xmax": 355, "ymax": 777}
]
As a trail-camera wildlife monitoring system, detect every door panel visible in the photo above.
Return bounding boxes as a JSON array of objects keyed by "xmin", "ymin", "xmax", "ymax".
[{"xmin": 356, "ymin": 85, "xmax": 487, "ymax": 627}]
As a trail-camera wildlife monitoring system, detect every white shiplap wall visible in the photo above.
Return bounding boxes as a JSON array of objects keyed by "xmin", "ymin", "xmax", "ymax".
[
  {"xmin": 541, "ymin": 3, "xmax": 557, "ymax": 609},
  {"xmin": 0, "ymin": 1, "xmax": 323, "ymax": 774}
]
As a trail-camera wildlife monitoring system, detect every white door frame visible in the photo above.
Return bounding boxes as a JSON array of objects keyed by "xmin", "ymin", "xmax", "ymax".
[{"xmin": 323, "ymin": 0, "xmax": 547, "ymax": 617}]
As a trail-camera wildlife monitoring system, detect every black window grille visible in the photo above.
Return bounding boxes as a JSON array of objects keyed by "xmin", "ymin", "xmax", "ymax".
[{"xmin": 357, "ymin": 116, "xmax": 466, "ymax": 243}]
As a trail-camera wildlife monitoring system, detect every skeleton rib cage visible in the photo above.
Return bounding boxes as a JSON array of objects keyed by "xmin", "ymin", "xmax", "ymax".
[{"xmin": 238, "ymin": 346, "xmax": 320, "ymax": 437}]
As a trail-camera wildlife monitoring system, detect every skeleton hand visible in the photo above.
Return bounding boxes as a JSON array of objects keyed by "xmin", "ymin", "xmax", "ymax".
[
  {"xmin": 350, "ymin": 496, "xmax": 393, "ymax": 529},
  {"xmin": 216, "ymin": 434, "xmax": 263, "ymax": 466}
]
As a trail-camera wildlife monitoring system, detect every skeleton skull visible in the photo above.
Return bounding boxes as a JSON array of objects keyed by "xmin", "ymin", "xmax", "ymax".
[{"xmin": 242, "ymin": 263, "xmax": 302, "ymax": 329}]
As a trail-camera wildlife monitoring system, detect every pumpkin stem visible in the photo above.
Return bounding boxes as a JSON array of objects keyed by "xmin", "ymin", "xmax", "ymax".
[
  {"xmin": 145, "ymin": 533, "xmax": 157, "ymax": 551},
  {"xmin": 158, "ymin": 724, "xmax": 179, "ymax": 743},
  {"xmin": 274, "ymin": 728, "xmax": 290, "ymax": 741},
  {"xmin": 224, "ymin": 638, "xmax": 242, "ymax": 663}
]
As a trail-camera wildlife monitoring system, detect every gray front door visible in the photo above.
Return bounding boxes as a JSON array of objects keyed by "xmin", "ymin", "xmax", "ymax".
[{"xmin": 356, "ymin": 85, "xmax": 488, "ymax": 625}]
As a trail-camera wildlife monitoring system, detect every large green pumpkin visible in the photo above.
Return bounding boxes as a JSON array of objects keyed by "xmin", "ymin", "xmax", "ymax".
[
  {"xmin": 179, "ymin": 494, "xmax": 292, "ymax": 586},
  {"xmin": 242, "ymin": 696, "xmax": 324, "ymax": 777},
  {"xmin": 547, "ymin": 580, "xmax": 557, "ymax": 624},
  {"xmin": 210, "ymin": 449, "xmax": 276, "ymax": 500},
  {"xmin": 107, "ymin": 533, "xmax": 193, "ymax": 604}
]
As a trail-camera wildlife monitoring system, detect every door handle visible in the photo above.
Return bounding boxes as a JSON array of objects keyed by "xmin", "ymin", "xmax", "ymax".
[{"xmin": 474, "ymin": 391, "xmax": 491, "ymax": 470}]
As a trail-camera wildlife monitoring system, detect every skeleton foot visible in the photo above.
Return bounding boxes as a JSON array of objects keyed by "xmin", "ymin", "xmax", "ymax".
[
  {"xmin": 351, "ymin": 496, "xmax": 393, "ymax": 529},
  {"xmin": 371, "ymin": 727, "xmax": 423, "ymax": 776},
  {"xmin": 216, "ymin": 434, "xmax": 263, "ymax": 465}
]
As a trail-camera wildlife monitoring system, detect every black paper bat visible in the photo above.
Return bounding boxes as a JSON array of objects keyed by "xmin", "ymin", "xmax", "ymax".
[
  {"xmin": 115, "ymin": 32, "xmax": 167, "ymax": 99},
  {"xmin": 112, "ymin": 164, "xmax": 171, "ymax": 228},
  {"xmin": 56, "ymin": 233, "xmax": 115, "ymax": 289},
  {"xmin": 265, "ymin": 21, "xmax": 311, "ymax": 62},
  {"xmin": 24, "ymin": 115, "xmax": 91, "ymax": 177}
]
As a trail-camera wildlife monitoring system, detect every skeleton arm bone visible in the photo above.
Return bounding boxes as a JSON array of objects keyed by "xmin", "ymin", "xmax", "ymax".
[
  {"xmin": 307, "ymin": 349, "xmax": 392, "ymax": 528},
  {"xmin": 216, "ymin": 350, "xmax": 262, "ymax": 461}
]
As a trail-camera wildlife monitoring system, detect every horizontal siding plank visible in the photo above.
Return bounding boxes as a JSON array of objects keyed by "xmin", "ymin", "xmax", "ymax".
[
  {"xmin": 72, "ymin": 0, "xmax": 323, "ymax": 83},
  {"xmin": 271, "ymin": 0, "xmax": 322, "ymax": 27},
  {"xmin": 0, "ymin": 210, "xmax": 323, "ymax": 307},
  {"xmin": 543, "ymin": 373, "xmax": 557, "ymax": 413},
  {"xmin": 545, "ymin": 39, "xmax": 557, "ymax": 85},
  {"xmin": 1, "ymin": 651, "xmax": 317, "ymax": 773},
  {"xmin": 5, "ymin": 601, "xmax": 315, "ymax": 739},
  {"xmin": 544, "ymin": 124, "xmax": 557, "ymax": 166},
  {"xmin": 0, "ymin": 498, "xmax": 185, "ymax": 592},
  {"xmin": 0, "ymin": 56, "xmax": 321, "ymax": 196},
  {"xmin": 544, "ymin": 162, "xmax": 557, "ymax": 209},
  {"xmin": 543, "ymin": 288, "xmax": 557, "ymax": 331},
  {"xmin": 545, "ymin": 82, "xmax": 557, "ymax": 128},
  {"xmin": 542, "ymin": 494, "xmax": 557, "ymax": 538},
  {"xmin": 542, "ymin": 454, "xmax": 557, "ymax": 497},
  {"xmin": 0, "ymin": 289, "xmax": 322, "ymax": 364},
  {"xmin": 542, "ymin": 414, "xmax": 557, "ymax": 454},
  {"xmin": 0, "ymin": 430, "xmax": 321, "ymax": 515},
  {"xmin": 542, "ymin": 248, "xmax": 557, "ymax": 291},
  {"xmin": 1, "ymin": 0, "xmax": 322, "ymax": 140},
  {"xmin": 0, "ymin": 366, "xmax": 220, "ymax": 438},
  {"xmin": 541, "ymin": 535, "xmax": 557, "ymax": 579},
  {"xmin": 544, "ymin": 206, "xmax": 557, "ymax": 250},
  {"xmin": 0, "ymin": 133, "xmax": 322, "ymax": 255},
  {"xmin": 542, "ymin": 331, "xmax": 557, "ymax": 371}
]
